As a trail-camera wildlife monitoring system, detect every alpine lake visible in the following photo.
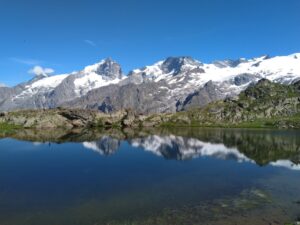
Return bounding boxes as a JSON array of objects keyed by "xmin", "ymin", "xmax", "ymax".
[{"xmin": 0, "ymin": 127, "xmax": 299, "ymax": 225}]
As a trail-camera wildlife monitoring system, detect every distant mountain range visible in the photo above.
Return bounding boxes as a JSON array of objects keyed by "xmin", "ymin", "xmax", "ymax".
[{"xmin": 1, "ymin": 53, "xmax": 299, "ymax": 113}]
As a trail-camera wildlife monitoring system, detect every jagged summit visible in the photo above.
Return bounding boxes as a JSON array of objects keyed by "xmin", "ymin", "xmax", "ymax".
[
  {"xmin": 83, "ymin": 58, "xmax": 123, "ymax": 79},
  {"xmin": 161, "ymin": 56, "xmax": 203, "ymax": 75}
]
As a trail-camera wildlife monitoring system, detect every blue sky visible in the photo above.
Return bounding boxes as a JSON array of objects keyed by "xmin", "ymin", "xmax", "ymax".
[{"xmin": 0, "ymin": 0, "xmax": 299, "ymax": 86}]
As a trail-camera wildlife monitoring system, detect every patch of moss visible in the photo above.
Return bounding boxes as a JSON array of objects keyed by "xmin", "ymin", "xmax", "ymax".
[{"xmin": 0, "ymin": 122, "xmax": 21, "ymax": 135}]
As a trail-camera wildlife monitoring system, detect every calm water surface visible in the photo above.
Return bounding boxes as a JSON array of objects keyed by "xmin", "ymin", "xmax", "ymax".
[{"xmin": 0, "ymin": 128, "xmax": 299, "ymax": 225}]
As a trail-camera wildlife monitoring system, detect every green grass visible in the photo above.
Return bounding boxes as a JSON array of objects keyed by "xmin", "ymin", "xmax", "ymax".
[
  {"xmin": 160, "ymin": 114, "xmax": 300, "ymax": 129},
  {"xmin": 0, "ymin": 122, "xmax": 21, "ymax": 135}
]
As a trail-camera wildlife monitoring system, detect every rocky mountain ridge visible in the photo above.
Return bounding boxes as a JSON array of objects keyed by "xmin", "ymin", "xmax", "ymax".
[{"xmin": 0, "ymin": 53, "xmax": 300, "ymax": 113}]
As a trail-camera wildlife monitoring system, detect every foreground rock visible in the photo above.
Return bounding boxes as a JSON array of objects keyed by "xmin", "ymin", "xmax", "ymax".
[{"xmin": 0, "ymin": 108, "xmax": 167, "ymax": 129}]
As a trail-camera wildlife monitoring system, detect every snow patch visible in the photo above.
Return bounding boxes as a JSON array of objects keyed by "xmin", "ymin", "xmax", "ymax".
[
  {"xmin": 14, "ymin": 74, "xmax": 69, "ymax": 99},
  {"xmin": 74, "ymin": 72, "xmax": 124, "ymax": 96}
]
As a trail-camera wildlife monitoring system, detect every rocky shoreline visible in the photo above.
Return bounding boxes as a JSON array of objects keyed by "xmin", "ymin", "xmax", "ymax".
[
  {"xmin": 0, "ymin": 108, "xmax": 168, "ymax": 129},
  {"xmin": 0, "ymin": 79, "xmax": 299, "ymax": 130}
]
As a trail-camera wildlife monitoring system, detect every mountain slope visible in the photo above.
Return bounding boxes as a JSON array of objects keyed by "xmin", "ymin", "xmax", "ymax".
[
  {"xmin": 1, "ymin": 79, "xmax": 299, "ymax": 129},
  {"xmin": 164, "ymin": 79, "xmax": 300, "ymax": 128},
  {"xmin": 63, "ymin": 81, "xmax": 173, "ymax": 113},
  {"xmin": 1, "ymin": 53, "xmax": 300, "ymax": 113},
  {"xmin": 0, "ymin": 58, "xmax": 124, "ymax": 111},
  {"xmin": 62, "ymin": 53, "xmax": 300, "ymax": 113}
]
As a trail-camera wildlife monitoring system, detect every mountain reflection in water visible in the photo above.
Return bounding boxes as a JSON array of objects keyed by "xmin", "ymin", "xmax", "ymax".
[
  {"xmin": 82, "ymin": 132, "xmax": 300, "ymax": 171},
  {"xmin": 6, "ymin": 127, "xmax": 298, "ymax": 170},
  {"xmin": 1, "ymin": 127, "xmax": 300, "ymax": 225}
]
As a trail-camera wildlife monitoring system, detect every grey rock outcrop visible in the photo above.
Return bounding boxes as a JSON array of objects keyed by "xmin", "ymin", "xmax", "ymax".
[
  {"xmin": 93, "ymin": 58, "xmax": 123, "ymax": 79},
  {"xmin": 178, "ymin": 81, "xmax": 224, "ymax": 110},
  {"xmin": 63, "ymin": 81, "xmax": 173, "ymax": 114}
]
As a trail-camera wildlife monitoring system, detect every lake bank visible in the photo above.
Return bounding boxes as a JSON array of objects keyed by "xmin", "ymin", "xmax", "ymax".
[{"xmin": 1, "ymin": 108, "xmax": 300, "ymax": 134}]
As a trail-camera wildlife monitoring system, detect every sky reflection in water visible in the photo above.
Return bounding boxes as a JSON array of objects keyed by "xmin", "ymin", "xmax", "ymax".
[{"xmin": 0, "ymin": 128, "xmax": 299, "ymax": 225}]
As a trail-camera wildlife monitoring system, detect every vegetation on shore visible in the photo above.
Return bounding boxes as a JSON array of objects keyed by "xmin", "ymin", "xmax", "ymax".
[
  {"xmin": 0, "ymin": 122, "xmax": 21, "ymax": 135},
  {"xmin": 160, "ymin": 114, "xmax": 300, "ymax": 128},
  {"xmin": 161, "ymin": 79, "xmax": 300, "ymax": 129},
  {"xmin": 0, "ymin": 126, "xmax": 299, "ymax": 166}
]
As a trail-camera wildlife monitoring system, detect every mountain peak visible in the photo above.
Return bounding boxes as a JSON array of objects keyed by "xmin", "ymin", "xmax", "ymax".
[
  {"xmin": 161, "ymin": 56, "xmax": 202, "ymax": 75},
  {"xmin": 102, "ymin": 57, "xmax": 114, "ymax": 64},
  {"xmin": 26, "ymin": 74, "xmax": 49, "ymax": 85},
  {"xmin": 1, "ymin": 53, "xmax": 300, "ymax": 113},
  {"xmin": 83, "ymin": 58, "xmax": 123, "ymax": 79}
]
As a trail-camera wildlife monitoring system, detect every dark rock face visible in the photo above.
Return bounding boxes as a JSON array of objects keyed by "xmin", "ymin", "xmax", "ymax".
[
  {"xmin": 89, "ymin": 137, "xmax": 121, "ymax": 155},
  {"xmin": 293, "ymin": 80, "xmax": 300, "ymax": 92},
  {"xmin": 213, "ymin": 58, "xmax": 247, "ymax": 68},
  {"xmin": 98, "ymin": 97, "xmax": 115, "ymax": 113},
  {"xmin": 178, "ymin": 81, "xmax": 224, "ymax": 111},
  {"xmin": 63, "ymin": 81, "xmax": 173, "ymax": 114},
  {"xmin": 188, "ymin": 67, "xmax": 205, "ymax": 74},
  {"xmin": 161, "ymin": 57, "xmax": 203, "ymax": 75},
  {"xmin": 232, "ymin": 73, "xmax": 255, "ymax": 86},
  {"xmin": 95, "ymin": 58, "xmax": 123, "ymax": 79},
  {"xmin": 123, "ymin": 72, "xmax": 146, "ymax": 85}
]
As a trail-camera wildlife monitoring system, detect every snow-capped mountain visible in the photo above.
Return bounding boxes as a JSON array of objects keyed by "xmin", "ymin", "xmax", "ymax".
[
  {"xmin": 65, "ymin": 53, "xmax": 300, "ymax": 113},
  {"xmin": 131, "ymin": 54, "xmax": 300, "ymax": 85},
  {"xmin": 83, "ymin": 136, "xmax": 121, "ymax": 156},
  {"xmin": 0, "ymin": 53, "xmax": 299, "ymax": 112},
  {"xmin": 129, "ymin": 135, "xmax": 300, "ymax": 170},
  {"xmin": 0, "ymin": 58, "xmax": 125, "ymax": 111},
  {"xmin": 81, "ymin": 134, "xmax": 300, "ymax": 170},
  {"xmin": 127, "ymin": 53, "xmax": 300, "ymax": 110},
  {"xmin": 130, "ymin": 135, "xmax": 249, "ymax": 161},
  {"xmin": 23, "ymin": 58, "xmax": 124, "ymax": 98}
]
